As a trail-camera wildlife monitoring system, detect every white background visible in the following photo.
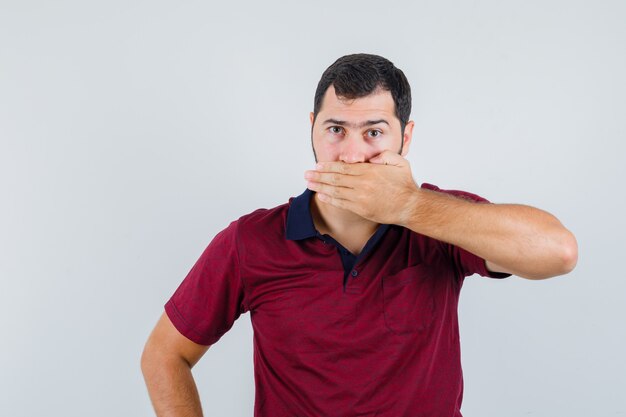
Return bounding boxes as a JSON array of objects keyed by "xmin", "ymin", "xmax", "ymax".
[{"xmin": 1, "ymin": 1, "xmax": 624, "ymax": 416}]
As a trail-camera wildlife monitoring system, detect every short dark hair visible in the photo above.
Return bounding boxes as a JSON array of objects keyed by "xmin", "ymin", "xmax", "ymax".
[{"xmin": 312, "ymin": 53, "xmax": 412, "ymax": 140}]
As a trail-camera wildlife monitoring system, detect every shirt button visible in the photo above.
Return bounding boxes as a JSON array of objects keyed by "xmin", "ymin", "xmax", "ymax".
[{"xmin": 351, "ymin": 269, "xmax": 358, "ymax": 277}]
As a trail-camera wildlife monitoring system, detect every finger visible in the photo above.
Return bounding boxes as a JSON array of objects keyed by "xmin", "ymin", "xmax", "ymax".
[
  {"xmin": 369, "ymin": 150, "xmax": 406, "ymax": 166},
  {"xmin": 305, "ymin": 170, "xmax": 357, "ymax": 188},
  {"xmin": 317, "ymin": 191, "xmax": 352, "ymax": 211},
  {"xmin": 315, "ymin": 161, "xmax": 365, "ymax": 175},
  {"xmin": 307, "ymin": 181, "xmax": 358, "ymax": 201}
]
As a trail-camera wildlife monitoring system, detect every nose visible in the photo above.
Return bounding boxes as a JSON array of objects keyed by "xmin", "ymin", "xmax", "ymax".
[{"xmin": 339, "ymin": 132, "xmax": 367, "ymax": 164}]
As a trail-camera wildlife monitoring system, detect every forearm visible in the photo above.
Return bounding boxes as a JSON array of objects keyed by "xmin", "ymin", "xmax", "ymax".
[
  {"xmin": 142, "ymin": 355, "xmax": 204, "ymax": 417},
  {"xmin": 400, "ymin": 187, "xmax": 577, "ymax": 278}
]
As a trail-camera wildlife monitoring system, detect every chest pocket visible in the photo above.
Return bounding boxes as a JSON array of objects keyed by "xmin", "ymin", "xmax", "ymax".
[{"xmin": 382, "ymin": 263, "xmax": 437, "ymax": 335}]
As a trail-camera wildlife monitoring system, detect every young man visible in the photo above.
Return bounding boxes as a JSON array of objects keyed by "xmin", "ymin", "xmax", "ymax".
[{"xmin": 141, "ymin": 53, "xmax": 578, "ymax": 417}]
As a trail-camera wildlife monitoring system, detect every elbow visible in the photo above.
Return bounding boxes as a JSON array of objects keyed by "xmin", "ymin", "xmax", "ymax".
[
  {"xmin": 141, "ymin": 340, "xmax": 192, "ymax": 378},
  {"xmin": 141, "ymin": 339, "xmax": 164, "ymax": 378},
  {"xmin": 526, "ymin": 230, "xmax": 578, "ymax": 280},
  {"xmin": 559, "ymin": 230, "xmax": 578, "ymax": 275},
  {"xmin": 140, "ymin": 342, "xmax": 154, "ymax": 377}
]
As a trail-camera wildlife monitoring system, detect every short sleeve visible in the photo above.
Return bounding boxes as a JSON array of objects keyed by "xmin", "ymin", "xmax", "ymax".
[
  {"xmin": 421, "ymin": 182, "xmax": 513, "ymax": 279},
  {"xmin": 164, "ymin": 219, "xmax": 249, "ymax": 346}
]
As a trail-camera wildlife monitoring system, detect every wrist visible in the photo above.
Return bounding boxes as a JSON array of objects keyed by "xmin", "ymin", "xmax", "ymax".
[{"xmin": 398, "ymin": 187, "xmax": 423, "ymax": 229}]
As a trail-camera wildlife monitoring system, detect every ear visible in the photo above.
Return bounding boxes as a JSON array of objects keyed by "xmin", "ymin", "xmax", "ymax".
[
  {"xmin": 401, "ymin": 120, "xmax": 415, "ymax": 157},
  {"xmin": 309, "ymin": 112, "xmax": 314, "ymax": 126}
]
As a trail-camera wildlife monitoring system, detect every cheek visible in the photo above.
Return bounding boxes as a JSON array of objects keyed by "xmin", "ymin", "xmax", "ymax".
[
  {"xmin": 319, "ymin": 142, "xmax": 341, "ymax": 160},
  {"xmin": 366, "ymin": 139, "xmax": 398, "ymax": 160},
  {"xmin": 312, "ymin": 133, "xmax": 336, "ymax": 152}
]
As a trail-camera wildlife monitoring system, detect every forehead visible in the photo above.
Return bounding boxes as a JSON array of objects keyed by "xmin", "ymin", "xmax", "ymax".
[{"xmin": 319, "ymin": 85, "xmax": 396, "ymax": 119}]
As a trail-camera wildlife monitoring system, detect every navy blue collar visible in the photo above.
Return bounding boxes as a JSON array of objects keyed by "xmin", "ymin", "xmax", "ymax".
[
  {"xmin": 285, "ymin": 188, "xmax": 391, "ymax": 241},
  {"xmin": 285, "ymin": 188, "xmax": 319, "ymax": 240}
]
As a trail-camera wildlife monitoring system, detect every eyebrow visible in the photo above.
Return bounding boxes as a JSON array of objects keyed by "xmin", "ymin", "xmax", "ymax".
[{"xmin": 322, "ymin": 118, "xmax": 390, "ymax": 128}]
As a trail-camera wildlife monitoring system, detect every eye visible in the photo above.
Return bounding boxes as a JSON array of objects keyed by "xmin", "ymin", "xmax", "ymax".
[
  {"xmin": 368, "ymin": 129, "xmax": 383, "ymax": 138},
  {"xmin": 329, "ymin": 126, "xmax": 344, "ymax": 135}
]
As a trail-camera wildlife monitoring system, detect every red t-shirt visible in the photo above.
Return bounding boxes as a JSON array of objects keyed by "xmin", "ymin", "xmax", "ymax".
[{"xmin": 165, "ymin": 183, "xmax": 512, "ymax": 417}]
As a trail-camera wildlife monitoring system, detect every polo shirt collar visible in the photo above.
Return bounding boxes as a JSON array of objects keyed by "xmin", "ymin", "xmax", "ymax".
[
  {"xmin": 285, "ymin": 188, "xmax": 391, "ymax": 241},
  {"xmin": 285, "ymin": 188, "xmax": 318, "ymax": 240}
]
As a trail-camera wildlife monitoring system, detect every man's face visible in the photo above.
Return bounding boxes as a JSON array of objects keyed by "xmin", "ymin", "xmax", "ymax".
[{"xmin": 310, "ymin": 84, "xmax": 414, "ymax": 164}]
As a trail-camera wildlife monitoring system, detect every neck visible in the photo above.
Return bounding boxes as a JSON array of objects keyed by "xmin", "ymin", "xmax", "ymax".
[{"xmin": 310, "ymin": 191, "xmax": 380, "ymax": 238}]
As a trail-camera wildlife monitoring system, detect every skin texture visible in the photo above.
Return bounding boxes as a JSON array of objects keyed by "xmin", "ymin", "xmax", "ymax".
[
  {"xmin": 305, "ymin": 87, "xmax": 578, "ymax": 279},
  {"xmin": 141, "ymin": 312, "xmax": 209, "ymax": 416},
  {"xmin": 308, "ymin": 84, "xmax": 415, "ymax": 255}
]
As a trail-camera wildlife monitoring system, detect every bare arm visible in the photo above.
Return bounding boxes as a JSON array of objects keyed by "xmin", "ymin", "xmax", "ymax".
[
  {"xmin": 304, "ymin": 157, "xmax": 577, "ymax": 280},
  {"xmin": 401, "ymin": 188, "xmax": 578, "ymax": 280},
  {"xmin": 141, "ymin": 311, "xmax": 211, "ymax": 417}
]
